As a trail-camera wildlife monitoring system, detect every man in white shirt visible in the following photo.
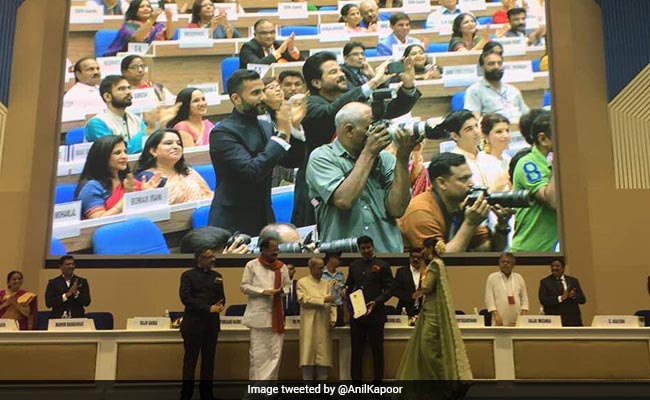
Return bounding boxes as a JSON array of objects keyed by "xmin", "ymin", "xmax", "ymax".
[
  {"xmin": 63, "ymin": 57, "xmax": 105, "ymax": 115},
  {"xmin": 240, "ymin": 237, "xmax": 291, "ymax": 380},
  {"xmin": 484, "ymin": 252, "xmax": 529, "ymax": 326},
  {"xmin": 425, "ymin": 0, "xmax": 463, "ymax": 30}
]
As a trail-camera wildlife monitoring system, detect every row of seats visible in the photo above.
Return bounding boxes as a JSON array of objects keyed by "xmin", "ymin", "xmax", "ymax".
[{"xmin": 450, "ymin": 89, "xmax": 551, "ymax": 112}]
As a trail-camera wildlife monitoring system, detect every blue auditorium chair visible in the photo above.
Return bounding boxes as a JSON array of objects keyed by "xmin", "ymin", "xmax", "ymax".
[
  {"xmin": 532, "ymin": 58, "xmax": 541, "ymax": 72},
  {"xmin": 50, "ymin": 238, "xmax": 67, "ymax": 256},
  {"xmin": 191, "ymin": 205, "xmax": 210, "ymax": 228},
  {"xmin": 36, "ymin": 311, "xmax": 51, "ymax": 330},
  {"xmin": 258, "ymin": 9, "xmax": 276, "ymax": 13},
  {"xmin": 92, "ymin": 218, "xmax": 170, "ymax": 255},
  {"xmin": 542, "ymin": 91, "xmax": 551, "ymax": 107},
  {"xmin": 86, "ymin": 312, "xmax": 114, "ymax": 330},
  {"xmin": 271, "ymin": 190, "xmax": 294, "ymax": 223},
  {"xmin": 476, "ymin": 16, "xmax": 493, "ymax": 25},
  {"xmin": 319, "ymin": 6, "xmax": 337, "ymax": 11},
  {"xmin": 94, "ymin": 29, "xmax": 118, "ymax": 57},
  {"xmin": 280, "ymin": 25, "xmax": 319, "ymax": 36},
  {"xmin": 193, "ymin": 164, "xmax": 216, "ymax": 190},
  {"xmin": 451, "ymin": 91, "xmax": 465, "ymax": 111},
  {"xmin": 55, "ymin": 183, "xmax": 77, "ymax": 204},
  {"xmin": 364, "ymin": 48, "xmax": 378, "ymax": 57},
  {"xmin": 221, "ymin": 57, "xmax": 240, "ymax": 93},
  {"xmin": 426, "ymin": 42, "xmax": 448, "ymax": 54},
  {"xmin": 225, "ymin": 304, "xmax": 246, "ymax": 316},
  {"xmin": 65, "ymin": 127, "xmax": 85, "ymax": 145}
]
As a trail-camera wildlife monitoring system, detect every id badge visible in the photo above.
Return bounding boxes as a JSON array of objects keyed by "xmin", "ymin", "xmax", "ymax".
[{"xmin": 507, "ymin": 295, "xmax": 516, "ymax": 305}]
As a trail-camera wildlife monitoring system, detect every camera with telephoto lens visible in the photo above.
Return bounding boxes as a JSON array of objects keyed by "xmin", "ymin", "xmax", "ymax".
[
  {"xmin": 317, "ymin": 238, "xmax": 358, "ymax": 253},
  {"xmin": 465, "ymin": 186, "xmax": 535, "ymax": 208},
  {"xmin": 226, "ymin": 231, "xmax": 252, "ymax": 248}
]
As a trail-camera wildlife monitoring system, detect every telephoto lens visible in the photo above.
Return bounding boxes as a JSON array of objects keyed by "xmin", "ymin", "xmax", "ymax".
[
  {"xmin": 317, "ymin": 238, "xmax": 358, "ymax": 253},
  {"xmin": 465, "ymin": 187, "xmax": 535, "ymax": 208}
]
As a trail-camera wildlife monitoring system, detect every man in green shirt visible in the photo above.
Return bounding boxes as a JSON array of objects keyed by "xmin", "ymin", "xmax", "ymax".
[
  {"xmin": 511, "ymin": 110, "xmax": 558, "ymax": 252},
  {"xmin": 306, "ymin": 102, "xmax": 419, "ymax": 253}
]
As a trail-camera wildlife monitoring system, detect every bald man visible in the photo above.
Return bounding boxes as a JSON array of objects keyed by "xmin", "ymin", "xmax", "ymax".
[{"xmin": 305, "ymin": 102, "xmax": 419, "ymax": 253}]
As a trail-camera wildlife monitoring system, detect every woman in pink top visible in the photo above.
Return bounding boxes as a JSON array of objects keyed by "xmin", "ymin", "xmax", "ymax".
[
  {"xmin": 340, "ymin": 4, "xmax": 366, "ymax": 33},
  {"xmin": 167, "ymin": 87, "xmax": 214, "ymax": 147}
]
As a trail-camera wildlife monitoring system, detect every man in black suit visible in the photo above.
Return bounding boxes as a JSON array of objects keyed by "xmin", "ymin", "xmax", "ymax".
[
  {"xmin": 392, "ymin": 249, "xmax": 425, "ymax": 318},
  {"xmin": 45, "ymin": 255, "xmax": 91, "ymax": 319},
  {"xmin": 292, "ymin": 51, "xmax": 420, "ymax": 227},
  {"xmin": 538, "ymin": 259, "xmax": 586, "ymax": 326},
  {"xmin": 238, "ymin": 19, "xmax": 303, "ymax": 69},
  {"xmin": 208, "ymin": 69, "xmax": 294, "ymax": 236},
  {"xmin": 179, "ymin": 240, "xmax": 226, "ymax": 400},
  {"xmin": 283, "ymin": 264, "xmax": 300, "ymax": 316},
  {"xmin": 340, "ymin": 42, "xmax": 375, "ymax": 90},
  {"xmin": 345, "ymin": 236, "xmax": 393, "ymax": 383}
]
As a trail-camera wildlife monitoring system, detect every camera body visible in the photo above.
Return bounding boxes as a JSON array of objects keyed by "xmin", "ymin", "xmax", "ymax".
[
  {"xmin": 225, "ymin": 232, "xmax": 252, "ymax": 248},
  {"xmin": 465, "ymin": 186, "xmax": 535, "ymax": 209}
]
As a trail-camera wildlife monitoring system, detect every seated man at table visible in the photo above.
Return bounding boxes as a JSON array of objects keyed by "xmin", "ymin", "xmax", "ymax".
[
  {"xmin": 425, "ymin": 0, "xmax": 463, "ymax": 30},
  {"xmin": 63, "ymin": 57, "xmax": 105, "ymax": 115},
  {"xmin": 358, "ymin": 0, "xmax": 389, "ymax": 31},
  {"xmin": 239, "ymin": 19, "xmax": 303, "ymax": 69},
  {"xmin": 340, "ymin": 42, "xmax": 375, "ymax": 90},
  {"xmin": 376, "ymin": 12, "xmax": 423, "ymax": 56},
  {"xmin": 464, "ymin": 51, "xmax": 530, "ymax": 121},
  {"xmin": 504, "ymin": 7, "xmax": 546, "ymax": 46}
]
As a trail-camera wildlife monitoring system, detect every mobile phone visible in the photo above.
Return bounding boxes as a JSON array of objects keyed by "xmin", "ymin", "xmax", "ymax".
[{"xmin": 387, "ymin": 61, "xmax": 404, "ymax": 74}]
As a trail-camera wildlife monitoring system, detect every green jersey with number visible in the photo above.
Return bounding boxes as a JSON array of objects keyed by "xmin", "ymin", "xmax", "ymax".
[{"xmin": 511, "ymin": 146, "xmax": 558, "ymax": 252}]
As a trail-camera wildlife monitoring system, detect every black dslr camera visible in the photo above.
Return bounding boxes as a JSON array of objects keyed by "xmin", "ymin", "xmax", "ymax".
[{"xmin": 465, "ymin": 187, "xmax": 535, "ymax": 209}]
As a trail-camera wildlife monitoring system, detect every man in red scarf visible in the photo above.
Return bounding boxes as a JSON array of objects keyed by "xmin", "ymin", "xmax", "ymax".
[{"xmin": 241, "ymin": 237, "xmax": 291, "ymax": 380}]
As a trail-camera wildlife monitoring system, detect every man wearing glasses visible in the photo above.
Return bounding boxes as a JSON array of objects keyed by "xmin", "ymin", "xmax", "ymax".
[
  {"xmin": 340, "ymin": 42, "xmax": 376, "ymax": 90},
  {"xmin": 238, "ymin": 19, "xmax": 304, "ymax": 69}
]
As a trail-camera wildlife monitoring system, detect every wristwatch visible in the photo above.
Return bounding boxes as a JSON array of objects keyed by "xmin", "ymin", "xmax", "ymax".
[{"xmin": 275, "ymin": 131, "xmax": 290, "ymax": 141}]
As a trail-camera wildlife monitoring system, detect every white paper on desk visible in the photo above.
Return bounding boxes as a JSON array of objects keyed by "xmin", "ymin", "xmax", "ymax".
[
  {"xmin": 70, "ymin": 6, "xmax": 104, "ymax": 24},
  {"xmin": 178, "ymin": 28, "xmax": 212, "ymax": 48},
  {"xmin": 123, "ymin": 188, "xmax": 171, "ymax": 222},
  {"xmin": 310, "ymin": 47, "xmax": 343, "ymax": 64},
  {"xmin": 495, "ymin": 36, "xmax": 527, "ymax": 57},
  {"xmin": 128, "ymin": 42, "xmax": 150, "ymax": 55},
  {"xmin": 377, "ymin": 20, "xmax": 391, "ymax": 35},
  {"xmin": 247, "ymin": 63, "xmax": 272, "ymax": 78},
  {"xmin": 434, "ymin": 14, "xmax": 455, "ymax": 36},
  {"xmin": 319, "ymin": 23, "xmax": 349, "ymax": 42},
  {"xmin": 349, "ymin": 289, "xmax": 368, "ymax": 319},
  {"xmin": 97, "ymin": 56, "xmax": 124, "ymax": 78},
  {"xmin": 129, "ymin": 88, "xmax": 159, "ymax": 113},
  {"xmin": 442, "ymin": 64, "xmax": 479, "ymax": 87},
  {"xmin": 392, "ymin": 44, "xmax": 409, "ymax": 61},
  {"xmin": 52, "ymin": 201, "xmax": 82, "ymax": 239},
  {"xmin": 503, "ymin": 60, "xmax": 533, "ymax": 83},
  {"xmin": 190, "ymin": 82, "xmax": 221, "ymax": 105},
  {"xmin": 279, "ymin": 2, "xmax": 308, "ymax": 19},
  {"xmin": 215, "ymin": 3, "xmax": 238, "ymax": 21},
  {"xmin": 403, "ymin": 0, "xmax": 431, "ymax": 13},
  {"xmin": 61, "ymin": 100, "xmax": 86, "ymax": 122}
]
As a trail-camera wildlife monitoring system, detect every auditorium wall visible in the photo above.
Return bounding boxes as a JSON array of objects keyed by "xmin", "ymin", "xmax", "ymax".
[{"xmin": 1, "ymin": 0, "xmax": 648, "ymax": 329}]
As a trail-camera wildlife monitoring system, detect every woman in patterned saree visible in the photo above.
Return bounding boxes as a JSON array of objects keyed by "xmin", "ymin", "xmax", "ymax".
[{"xmin": 0, "ymin": 271, "xmax": 38, "ymax": 330}]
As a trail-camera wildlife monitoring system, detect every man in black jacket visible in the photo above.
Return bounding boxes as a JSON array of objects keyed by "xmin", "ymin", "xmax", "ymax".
[
  {"xmin": 538, "ymin": 259, "xmax": 586, "ymax": 326},
  {"xmin": 238, "ymin": 19, "xmax": 304, "ymax": 69},
  {"xmin": 179, "ymin": 239, "xmax": 226, "ymax": 400},
  {"xmin": 291, "ymin": 51, "xmax": 420, "ymax": 227},
  {"xmin": 340, "ymin": 42, "xmax": 375, "ymax": 90},
  {"xmin": 45, "ymin": 255, "xmax": 91, "ymax": 319},
  {"xmin": 393, "ymin": 249, "xmax": 425, "ymax": 318},
  {"xmin": 345, "ymin": 236, "xmax": 393, "ymax": 382}
]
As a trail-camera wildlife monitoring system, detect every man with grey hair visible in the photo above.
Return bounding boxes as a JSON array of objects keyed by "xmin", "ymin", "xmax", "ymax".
[
  {"xmin": 305, "ymin": 102, "xmax": 419, "ymax": 253},
  {"xmin": 259, "ymin": 222, "xmax": 302, "ymax": 246}
]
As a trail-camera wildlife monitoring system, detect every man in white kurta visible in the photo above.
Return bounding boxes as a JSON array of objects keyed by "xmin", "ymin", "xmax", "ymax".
[
  {"xmin": 297, "ymin": 257, "xmax": 337, "ymax": 381},
  {"xmin": 241, "ymin": 238, "xmax": 291, "ymax": 380},
  {"xmin": 484, "ymin": 252, "xmax": 529, "ymax": 326}
]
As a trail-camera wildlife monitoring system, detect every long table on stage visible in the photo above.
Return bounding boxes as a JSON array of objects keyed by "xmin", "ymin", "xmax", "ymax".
[{"xmin": 2, "ymin": 326, "xmax": 648, "ymax": 381}]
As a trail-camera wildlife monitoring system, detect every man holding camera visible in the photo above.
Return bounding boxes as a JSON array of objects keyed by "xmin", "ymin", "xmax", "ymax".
[
  {"xmin": 399, "ymin": 152, "xmax": 512, "ymax": 252},
  {"xmin": 292, "ymin": 51, "xmax": 421, "ymax": 228},
  {"xmin": 306, "ymin": 102, "xmax": 420, "ymax": 253}
]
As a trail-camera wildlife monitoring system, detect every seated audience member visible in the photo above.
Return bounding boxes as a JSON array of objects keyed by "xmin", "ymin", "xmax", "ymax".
[
  {"xmin": 402, "ymin": 44, "xmax": 442, "ymax": 80},
  {"xmin": 120, "ymin": 55, "xmax": 174, "ymax": 102},
  {"xmin": 478, "ymin": 113, "xmax": 512, "ymax": 192},
  {"xmin": 135, "ymin": 129, "xmax": 213, "ymax": 204},
  {"xmin": 341, "ymin": 42, "xmax": 375, "ymax": 89},
  {"xmin": 485, "ymin": 252, "xmax": 529, "ymax": 326},
  {"xmin": 399, "ymin": 151, "xmax": 512, "ymax": 252},
  {"xmin": 377, "ymin": 13, "xmax": 423, "ymax": 56},
  {"xmin": 92, "ymin": 0, "xmax": 122, "ymax": 15},
  {"xmin": 187, "ymin": 0, "xmax": 240, "ymax": 39},
  {"xmin": 322, "ymin": 252, "xmax": 345, "ymax": 326},
  {"xmin": 64, "ymin": 57, "xmax": 105, "ymax": 114},
  {"xmin": 75, "ymin": 136, "xmax": 162, "ymax": 219},
  {"xmin": 358, "ymin": 0, "xmax": 383, "ymax": 31},
  {"xmin": 180, "ymin": 226, "xmax": 250, "ymax": 254},
  {"xmin": 238, "ymin": 19, "xmax": 303, "ymax": 69},
  {"xmin": 447, "ymin": 110, "xmax": 488, "ymax": 188},
  {"xmin": 306, "ymin": 102, "xmax": 419, "ymax": 253},
  {"xmin": 492, "ymin": 0, "xmax": 516, "ymax": 24},
  {"xmin": 504, "ymin": 7, "xmax": 545, "ymax": 46},
  {"xmin": 340, "ymin": 4, "xmax": 366, "ymax": 33},
  {"xmin": 393, "ymin": 249, "xmax": 425, "ymax": 318},
  {"xmin": 464, "ymin": 51, "xmax": 530, "ymax": 121},
  {"xmin": 45, "ymin": 256, "xmax": 91, "ymax": 319},
  {"xmin": 425, "ymin": 0, "xmax": 463, "ymax": 30},
  {"xmin": 0, "ymin": 271, "xmax": 37, "ymax": 330},
  {"xmin": 539, "ymin": 259, "xmax": 586, "ymax": 326},
  {"xmin": 511, "ymin": 110, "xmax": 557, "ymax": 252},
  {"xmin": 278, "ymin": 70, "xmax": 307, "ymax": 100},
  {"xmin": 539, "ymin": 37, "xmax": 549, "ymax": 71},
  {"xmin": 167, "ymin": 87, "xmax": 214, "ymax": 147},
  {"xmin": 85, "ymin": 75, "xmax": 171, "ymax": 154},
  {"xmin": 448, "ymin": 13, "xmax": 489, "ymax": 52},
  {"xmin": 103, "ymin": 0, "xmax": 175, "ymax": 57}
]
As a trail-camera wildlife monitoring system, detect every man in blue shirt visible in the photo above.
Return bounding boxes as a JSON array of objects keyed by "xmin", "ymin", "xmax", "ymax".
[{"xmin": 377, "ymin": 13, "xmax": 423, "ymax": 56}]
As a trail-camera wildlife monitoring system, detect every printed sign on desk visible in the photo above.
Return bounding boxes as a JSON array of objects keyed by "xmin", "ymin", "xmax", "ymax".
[
  {"xmin": 456, "ymin": 314, "xmax": 484, "ymax": 327},
  {"xmin": 503, "ymin": 60, "xmax": 534, "ymax": 83},
  {"xmin": 442, "ymin": 64, "xmax": 479, "ymax": 87},
  {"xmin": 309, "ymin": 48, "xmax": 343, "ymax": 64},
  {"xmin": 377, "ymin": 20, "xmax": 391, "ymax": 35},
  {"xmin": 178, "ymin": 28, "xmax": 212, "ymax": 48},
  {"xmin": 70, "ymin": 6, "xmax": 104, "ymax": 24},
  {"xmin": 403, "ymin": 0, "xmax": 431, "ymax": 13},
  {"xmin": 52, "ymin": 201, "xmax": 82, "ymax": 239},
  {"xmin": 246, "ymin": 63, "xmax": 272, "ymax": 78},
  {"xmin": 127, "ymin": 42, "xmax": 150, "ymax": 55},
  {"xmin": 48, "ymin": 318, "xmax": 96, "ymax": 331},
  {"xmin": 129, "ymin": 87, "xmax": 159, "ymax": 113},
  {"xmin": 220, "ymin": 316, "xmax": 246, "ymax": 329},
  {"xmin": 319, "ymin": 23, "xmax": 349, "ymax": 42},
  {"xmin": 189, "ymin": 83, "xmax": 221, "ymax": 105},
  {"xmin": 215, "ymin": 3, "xmax": 238, "ymax": 21},
  {"xmin": 70, "ymin": 142, "xmax": 93, "ymax": 162},
  {"xmin": 0, "ymin": 319, "xmax": 19, "ymax": 331},
  {"xmin": 126, "ymin": 317, "xmax": 171, "ymax": 330},
  {"xmin": 434, "ymin": 14, "xmax": 456, "ymax": 36},
  {"xmin": 516, "ymin": 315, "xmax": 562, "ymax": 328},
  {"xmin": 386, "ymin": 315, "xmax": 409, "ymax": 327},
  {"xmin": 278, "ymin": 2, "xmax": 308, "ymax": 19},
  {"xmin": 97, "ymin": 56, "xmax": 124, "ymax": 78},
  {"xmin": 61, "ymin": 100, "xmax": 86, "ymax": 123},
  {"xmin": 458, "ymin": 0, "xmax": 487, "ymax": 11},
  {"xmin": 285, "ymin": 316, "xmax": 301, "ymax": 329},
  {"xmin": 392, "ymin": 44, "xmax": 410, "ymax": 61},
  {"xmin": 495, "ymin": 36, "xmax": 527, "ymax": 57},
  {"xmin": 123, "ymin": 187, "xmax": 170, "ymax": 222},
  {"xmin": 591, "ymin": 315, "xmax": 642, "ymax": 328}
]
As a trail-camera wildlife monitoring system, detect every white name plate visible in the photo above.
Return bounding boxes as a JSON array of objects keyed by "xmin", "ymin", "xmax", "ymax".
[
  {"xmin": 70, "ymin": 6, "xmax": 104, "ymax": 24},
  {"xmin": 48, "ymin": 318, "xmax": 96, "ymax": 331},
  {"xmin": 279, "ymin": 2, "xmax": 308, "ymax": 19},
  {"xmin": 59, "ymin": 146, "xmax": 68, "ymax": 163},
  {"xmin": 456, "ymin": 314, "xmax": 484, "ymax": 327},
  {"xmin": 377, "ymin": 20, "xmax": 391, "ymax": 35},
  {"xmin": 215, "ymin": 3, "xmax": 238, "ymax": 20},
  {"xmin": 246, "ymin": 63, "xmax": 272, "ymax": 78},
  {"xmin": 70, "ymin": 142, "xmax": 93, "ymax": 162},
  {"xmin": 495, "ymin": 36, "xmax": 527, "ymax": 56},
  {"xmin": 309, "ymin": 47, "xmax": 343, "ymax": 64},
  {"xmin": 220, "ymin": 316, "xmax": 246, "ymax": 329},
  {"xmin": 319, "ymin": 23, "xmax": 349, "ymax": 42},
  {"xmin": 503, "ymin": 60, "xmax": 534, "ymax": 83},
  {"xmin": 0, "ymin": 319, "xmax": 19, "ymax": 331},
  {"xmin": 458, "ymin": 0, "xmax": 486, "ymax": 11},
  {"xmin": 386, "ymin": 315, "xmax": 409, "ymax": 327},
  {"xmin": 123, "ymin": 187, "xmax": 170, "ymax": 222},
  {"xmin": 130, "ymin": 87, "xmax": 159, "ymax": 112},
  {"xmin": 52, "ymin": 201, "xmax": 82, "ymax": 239},
  {"xmin": 392, "ymin": 44, "xmax": 409, "ymax": 60},
  {"xmin": 97, "ymin": 56, "xmax": 124, "ymax": 78},
  {"xmin": 516, "ymin": 314, "xmax": 562, "ymax": 328},
  {"xmin": 285, "ymin": 315, "xmax": 301, "ymax": 329},
  {"xmin": 403, "ymin": 0, "xmax": 431, "ymax": 13},
  {"xmin": 434, "ymin": 14, "xmax": 456, "ymax": 36},
  {"xmin": 592, "ymin": 315, "xmax": 642, "ymax": 328},
  {"xmin": 189, "ymin": 83, "xmax": 221, "ymax": 105},
  {"xmin": 126, "ymin": 317, "xmax": 171, "ymax": 330},
  {"xmin": 442, "ymin": 64, "xmax": 479, "ymax": 87},
  {"xmin": 61, "ymin": 100, "xmax": 86, "ymax": 123},
  {"xmin": 178, "ymin": 28, "xmax": 212, "ymax": 48}
]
